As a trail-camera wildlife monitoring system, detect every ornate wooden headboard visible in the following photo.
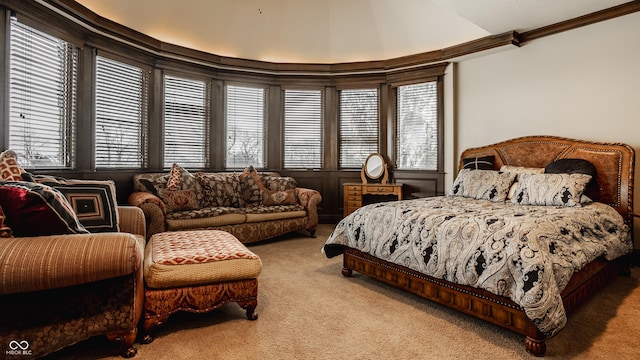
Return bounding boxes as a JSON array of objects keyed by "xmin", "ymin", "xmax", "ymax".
[{"xmin": 459, "ymin": 135, "xmax": 635, "ymax": 225}]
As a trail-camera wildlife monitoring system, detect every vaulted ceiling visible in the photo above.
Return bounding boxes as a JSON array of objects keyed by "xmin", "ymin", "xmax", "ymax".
[{"xmin": 74, "ymin": 0, "xmax": 631, "ymax": 63}]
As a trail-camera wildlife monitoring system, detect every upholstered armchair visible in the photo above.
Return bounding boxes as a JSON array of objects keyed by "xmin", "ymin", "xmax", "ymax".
[{"xmin": 0, "ymin": 206, "xmax": 146, "ymax": 358}]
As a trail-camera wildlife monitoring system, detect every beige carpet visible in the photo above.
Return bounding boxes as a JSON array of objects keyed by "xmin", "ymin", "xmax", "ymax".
[{"xmin": 46, "ymin": 224, "xmax": 640, "ymax": 360}]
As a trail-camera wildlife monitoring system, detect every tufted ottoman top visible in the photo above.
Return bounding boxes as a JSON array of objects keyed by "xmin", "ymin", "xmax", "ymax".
[{"xmin": 144, "ymin": 230, "xmax": 262, "ymax": 289}]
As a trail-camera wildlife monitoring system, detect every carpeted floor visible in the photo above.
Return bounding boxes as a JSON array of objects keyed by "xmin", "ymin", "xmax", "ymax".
[{"xmin": 46, "ymin": 224, "xmax": 640, "ymax": 360}]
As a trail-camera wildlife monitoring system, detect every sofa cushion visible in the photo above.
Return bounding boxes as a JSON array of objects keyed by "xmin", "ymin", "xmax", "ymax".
[
  {"xmin": 0, "ymin": 204, "xmax": 13, "ymax": 238},
  {"xmin": 24, "ymin": 175, "xmax": 120, "ymax": 233},
  {"xmin": 0, "ymin": 181, "xmax": 89, "ymax": 237},
  {"xmin": 244, "ymin": 210, "xmax": 307, "ymax": 223},
  {"xmin": 0, "ymin": 150, "xmax": 25, "ymax": 181},
  {"xmin": 196, "ymin": 173, "xmax": 243, "ymax": 208}
]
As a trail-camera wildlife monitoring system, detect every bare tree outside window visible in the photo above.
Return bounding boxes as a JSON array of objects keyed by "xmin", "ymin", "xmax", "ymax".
[
  {"xmin": 339, "ymin": 89, "xmax": 379, "ymax": 168},
  {"xmin": 225, "ymin": 85, "xmax": 265, "ymax": 169},
  {"xmin": 396, "ymin": 82, "xmax": 438, "ymax": 170}
]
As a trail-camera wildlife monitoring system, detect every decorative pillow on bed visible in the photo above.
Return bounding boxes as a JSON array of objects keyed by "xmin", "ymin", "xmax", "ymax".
[
  {"xmin": 499, "ymin": 165, "xmax": 545, "ymax": 178},
  {"xmin": 462, "ymin": 155, "xmax": 494, "ymax": 170},
  {"xmin": 449, "ymin": 169, "xmax": 516, "ymax": 202},
  {"xmin": 510, "ymin": 173, "xmax": 592, "ymax": 207},
  {"xmin": 0, "ymin": 181, "xmax": 89, "ymax": 236}
]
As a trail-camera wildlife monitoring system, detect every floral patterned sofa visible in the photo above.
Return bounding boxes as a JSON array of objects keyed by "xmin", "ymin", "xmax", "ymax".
[{"xmin": 128, "ymin": 165, "xmax": 322, "ymax": 243}]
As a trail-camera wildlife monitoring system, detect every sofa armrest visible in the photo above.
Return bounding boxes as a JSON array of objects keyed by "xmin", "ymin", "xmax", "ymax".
[
  {"xmin": 0, "ymin": 233, "xmax": 143, "ymax": 295},
  {"xmin": 118, "ymin": 205, "xmax": 146, "ymax": 238},
  {"xmin": 128, "ymin": 191, "xmax": 167, "ymax": 240},
  {"xmin": 296, "ymin": 187, "xmax": 322, "ymax": 233}
]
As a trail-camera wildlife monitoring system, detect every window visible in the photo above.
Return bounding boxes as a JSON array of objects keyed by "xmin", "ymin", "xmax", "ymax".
[
  {"xmin": 8, "ymin": 19, "xmax": 78, "ymax": 169},
  {"xmin": 163, "ymin": 75, "xmax": 209, "ymax": 168},
  {"xmin": 396, "ymin": 82, "xmax": 439, "ymax": 170},
  {"xmin": 95, "ymin": 56, "xmax": 149, "ymax": 168},
  {"xmin": 283, "ymin": 89, "xmax": 323, "ymax": 169},
  {"xmin": 225, "ymin": 85, "xmax": 265, "ymax": 169},
  {"xmin": 339, "ymin": 88, "xmax": 379, "ymax": 168}
]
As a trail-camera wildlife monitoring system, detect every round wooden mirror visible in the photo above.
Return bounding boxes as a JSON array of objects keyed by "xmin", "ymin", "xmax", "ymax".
[{"xmin": 361, "ymin": 153, "xmax": 388, "ymax": 184}]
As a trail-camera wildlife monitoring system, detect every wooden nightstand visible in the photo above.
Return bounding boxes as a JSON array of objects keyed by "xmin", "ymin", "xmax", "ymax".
[{"xmin": 343, "ymin": 182, "xmax": 403, "ymax": 217}]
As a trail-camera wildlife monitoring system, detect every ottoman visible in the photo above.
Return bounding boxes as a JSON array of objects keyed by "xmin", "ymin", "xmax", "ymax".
[{"xmin": 142, "ymin": 230, "xmax": 262, "ymax": 342}]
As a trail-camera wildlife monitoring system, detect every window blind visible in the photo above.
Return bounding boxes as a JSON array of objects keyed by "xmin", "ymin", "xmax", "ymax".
[
  {"xmin": 163, "ymin": 75, "xmax": 209, "ymax": 168},
  {"xmin": 283, "ymin": 89, "xmax": 323, "ymax": 169},
  {"xmin": 339, "ymin": 88, "xmax": 379, "ymax": 168},
  {"xmin": 95, "ymin": 56, "xmax": 148, "ymax": 168},
  {"xmin": 9, "ymin": 19, "xmax": 78, "ymax": 169},
  {"xmin": 225, "ymin": 85, "xmax": 265, "ymax": 169},
  {"xmin": 396, "ymin": 81, "xmax": 438, "ymax": 170}
]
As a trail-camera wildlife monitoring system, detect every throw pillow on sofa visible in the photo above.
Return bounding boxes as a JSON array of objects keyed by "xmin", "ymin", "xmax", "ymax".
[
  {"xmin": 0, "ymin": 181, "xmax": 89, "ymax": 237},
  {"xmin": 0, "ymin": 204, "xmax": 13, "ymax": 238},
  {"xmin": 261, "ymin": 189, "xmax": 298, "ymax": 206},
  {"xmin": 22, "ymin": 174, "xmax": 120, "ymax": 233},
  {"xmin": 196, "ymin": 173, "xmax": 244, "ymax": 208},
  {"xmin": 162, "ymin": 164, "xmax": 203, "ymax": 212},
  {"xmin": 239, "ymin": 166, "xmax": 264, "ymax": 205},
  {"xmin": 0, "ymin": 150, "xmax": 25, "ymax": 181}
]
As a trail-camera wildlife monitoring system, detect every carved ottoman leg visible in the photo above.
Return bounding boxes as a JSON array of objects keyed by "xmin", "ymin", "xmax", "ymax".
[
  {"xmin": 342, "ymin": 267, "xmax": 353, "ymax": 277},
  {"xmin": 142, "ymin": 315, "xmax": 170, "ymax": 344},
  {"xmin": 238, "ymin": 299, "xmax": 259, "ymax": 320}
]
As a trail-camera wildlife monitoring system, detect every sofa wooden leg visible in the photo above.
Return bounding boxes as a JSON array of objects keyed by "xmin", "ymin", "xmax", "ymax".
[
  {"xmin": 106, "ymin": 328, "xmax": 138, "ymax": 358},
  {"xmin": 309, "ymin": 229, "xmax": 317, "ymax": 238}
]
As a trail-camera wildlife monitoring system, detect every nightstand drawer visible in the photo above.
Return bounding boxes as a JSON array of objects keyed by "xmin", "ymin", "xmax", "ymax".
[
  {"xmin": 366, "ymin": 185, "xmax": 396, "ymax": 194},
  {"xmin": 345, "ymin": 200, "xmax": 362, "ymax": 208}
]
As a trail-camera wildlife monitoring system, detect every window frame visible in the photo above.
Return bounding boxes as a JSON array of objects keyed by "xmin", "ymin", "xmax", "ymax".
[
  {"xmin": 7, "ymin": 17, "xmax": 79, "ymax": 170},
  {"xmin": 94, "ymin": 52, "xmax": 151, "ymax": 169},
  {"xmin": 337, "ymin": 87, "xmax": 381, "ymax": 169},
  {"xmin": 282, "ymin": 87, "xmax": 324, "ymax": 170},
  {"xmin": 391, "ymin": 76, "xmax": 444, "ymax": 173},
  {"xmin": 223, "ymin": 82, "xmax": 268, "ymax": 170}
]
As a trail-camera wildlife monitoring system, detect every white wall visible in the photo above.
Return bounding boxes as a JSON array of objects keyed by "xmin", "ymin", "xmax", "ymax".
[{"xmin": 451, "ymin": 12, "xmax": 640, "ymax": 249}]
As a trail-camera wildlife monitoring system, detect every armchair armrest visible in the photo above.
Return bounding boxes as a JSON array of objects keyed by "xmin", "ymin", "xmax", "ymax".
[
  {"xmin": 118, "ymin": 205, "xmax": 146, "ymax": 238},
  {"xmin": 295, "ymin": 187, "xmax": 322, "ymax": 234},
  {"xmin": 128, "ymin": 191, "xmax": 167, "ymax": 240},
  {"xmin": 0, "ymin": 233, "xmax": 143, "ymax": 295}
]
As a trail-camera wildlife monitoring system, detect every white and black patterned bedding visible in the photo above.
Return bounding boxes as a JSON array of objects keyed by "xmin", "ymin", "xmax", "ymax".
[{"xmin": 323, "ymin": 196, "xmax": 632, "ymax": 337}]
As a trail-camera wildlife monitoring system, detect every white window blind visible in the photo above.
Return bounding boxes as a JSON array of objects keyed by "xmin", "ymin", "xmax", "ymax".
[
  {"xmin": 163, "ymin": 75, "xmax": 208, "ymax": 168},
  {"xmin": 396, "ymin": 82, "xmax": 438, "ymax": 170},
  {"xmin": 283, "ymin": 89, "xmax": 323, "ymax": 169},
  {"xmin": 9, "ymin": 19, "xmax": 78, "ymax": 169},
  {"xmin": 339, "ymin": 88, "xmax": 378, "ymax": 168},
  {"xmin": 95, "ymin": 56, "xmax": 148, "ymax": 168},
  {"xmin": 225, "ymin": 85, "xmax": 265, "ymax": 169}
]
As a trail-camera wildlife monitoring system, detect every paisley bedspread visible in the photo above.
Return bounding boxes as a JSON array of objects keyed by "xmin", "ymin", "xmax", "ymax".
[{"xmin": 323, "ymin": 196, "xmax": 632, "ymax": 337}]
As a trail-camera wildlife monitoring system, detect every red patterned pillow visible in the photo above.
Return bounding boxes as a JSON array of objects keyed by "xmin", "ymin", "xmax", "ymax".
[
  {"xmin": 159, "ymin": 189, "xmax": 200, "ymax": 212},
  {"xmin": 0, "ymin": 205, "xmax": 13, "ymax": 238},
  {"xmin": 0, "ymin": 181, "xmax": 88, "ymax": 237},
  {"xmin": 261, "ymin": 189, "xmax": 298, "ymax": 206},
  {"xmin": 0, "ymin": 150, "xmax": 25, "ymax": 181},
  {"xmin": 164, "ymin": 164, "xmax": 203, "ymax": 208}
]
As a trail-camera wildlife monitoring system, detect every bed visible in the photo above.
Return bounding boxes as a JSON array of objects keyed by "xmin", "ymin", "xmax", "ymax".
[{"xmin": 323, "ymin": 135, "xmax": 635, "ymax": 356}]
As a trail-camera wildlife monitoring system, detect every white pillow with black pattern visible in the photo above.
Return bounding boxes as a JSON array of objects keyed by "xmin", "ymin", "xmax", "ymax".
[
  {"xmin": 510, "ymin": 173, "xmax": 592, "ymax": 207},
  {"xmin": 449, "ymin": 169, "xmax": 516, "ymax": 202}
]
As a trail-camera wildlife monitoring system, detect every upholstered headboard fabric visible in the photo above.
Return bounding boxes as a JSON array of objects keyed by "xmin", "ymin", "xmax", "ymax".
[{"xmin": 459, "ymin": 135, "xmax": 635, "ymax": 225}]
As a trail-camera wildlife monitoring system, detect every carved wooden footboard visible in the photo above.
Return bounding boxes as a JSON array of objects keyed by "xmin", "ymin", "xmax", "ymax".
[
  {"xmin": 341, "ymin": 248, "xmax": 628, "ymax": 356},
  {"xmin": 336, "ymin": 135, "xmax": 635, "ymax": 356}
]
